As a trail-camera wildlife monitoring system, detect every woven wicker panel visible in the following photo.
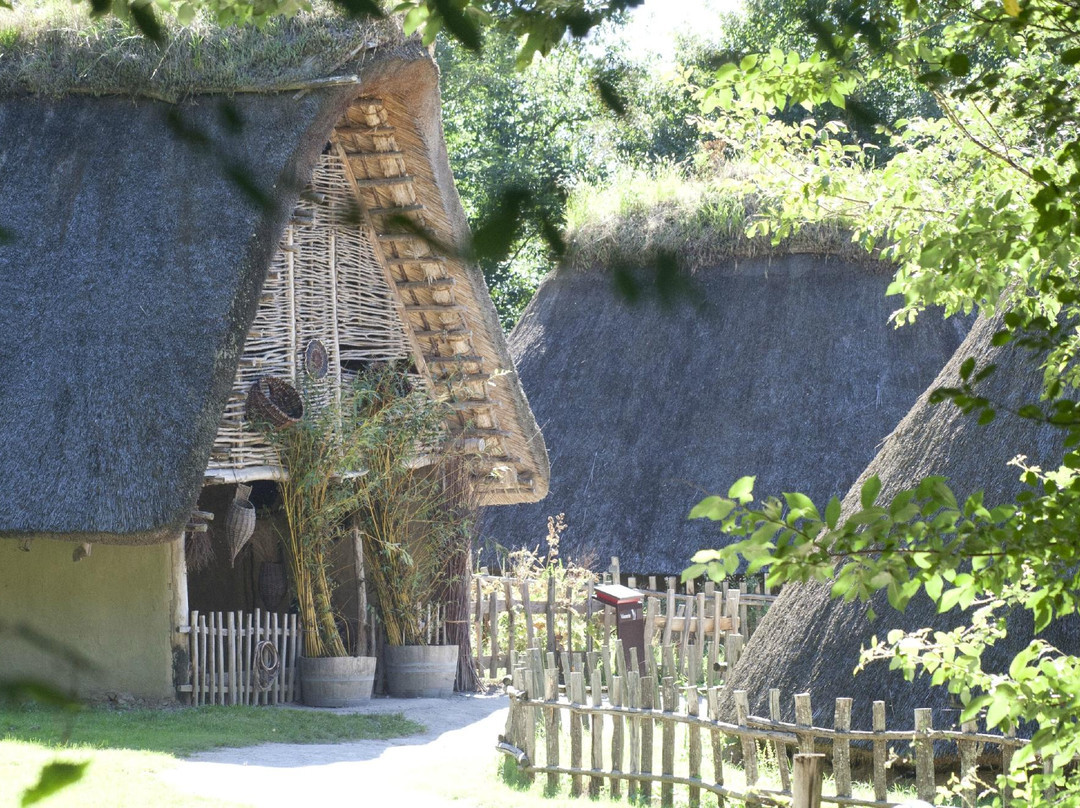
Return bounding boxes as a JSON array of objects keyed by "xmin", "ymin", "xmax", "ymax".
[{"xmin": 207, "ymin": 151, "xmax": 411, "ymax": 475}]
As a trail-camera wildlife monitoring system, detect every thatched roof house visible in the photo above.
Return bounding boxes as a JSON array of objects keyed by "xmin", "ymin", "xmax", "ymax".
[
  {"xmin": 719, "ymin": 314, "xmax": 1074, "ymax": 732},
  {"xmin": 0, "ymin": 8, "xmax": 547, "ymax": 697},
  {"xmin": 477, "ymin": 255, "xmax": 967, "ymax": 574}
]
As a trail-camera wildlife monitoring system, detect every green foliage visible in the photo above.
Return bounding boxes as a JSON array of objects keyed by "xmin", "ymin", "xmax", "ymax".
[{"xmin": 685, "ymin": 1, "xmax": 1080, "ymax": 804}]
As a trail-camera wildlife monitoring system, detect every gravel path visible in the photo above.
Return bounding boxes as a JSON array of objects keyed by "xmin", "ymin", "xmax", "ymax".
[{"xmin": 162, "ymin": 694, "xmax": 509, "ymax": 807}]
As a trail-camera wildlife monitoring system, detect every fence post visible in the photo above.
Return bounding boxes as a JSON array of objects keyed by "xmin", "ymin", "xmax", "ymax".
[
  {"xmin": 610, "ymin": 675, "xmax": 624, "ymax": 799},
  {"xmin": 734, "ymin": 690, "xmax": 760, "ymax": 807},
  {"xmin": 914, "ymin": 708, "xmax": 935, "ymax": 804},
  {"xmin": 707, "ymin": 686, "xmax": 725, "ymax": 808},
  {"xmin": 769, "ymin": 689, "xmax": 791, "ymax": 792},
  {"xmin": 504, "ymin": 580, "xmax": 516, "ymax": 674},
  {"xmin": 546, "ymin": 575, "xmax": 557, "ymax": 656},
  {"xmin": 872, "ymin": 700, "xmax": 888, "ymax": 803},
  {"xmin": 792, "ymin": 753, "xmax": 825, "ymax": 808},
  {"xmin": 959, "ymin": 718, "xmax": 979, "ymax": 808},
  {"xmin": 589, "ymin": 664, "xmax": 604, "ymax": 798},
  {"xmin": 661, "ymin": 677, "xmax": 677, "ymax": 808},
  {"xmin": 570, "ymin": 670, "xmax": 584, "ymax": 797},
  {"xmin": 834, "ymin": 697, "xmax": 852, "ymax": 798},
  {"xmin": 688, "ymin": 684, "xmax": 702, "ymax": 808},
  {"xmin": 794, "ymin": 692, "xmax": 814, "ymax": 755},
  {"xmin": 640, "ymin": 674, "xmax": 655, "ymax": 803},
  {"xmin": 544, "ymin": 660, "xmax": 560, "ymax": 794},
  {"xmin": 488, "ymin": 591, "xmax": 499, "ymax": 679}
]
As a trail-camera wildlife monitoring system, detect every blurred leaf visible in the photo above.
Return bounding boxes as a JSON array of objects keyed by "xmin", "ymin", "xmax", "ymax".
[
  {"xmin": 21, "ymin": 762, "xmax": 88, "ymax": 807},
  {"xmin": 432, "ymin": 0, "xmax": 482, "ymax": 52},
  {"xmin": 611, "ymin": 264, "xmax": 642, "ymax": 304},
  {"xmin": 0, "ymin": 680, "xmax": 82, "ymax": 710},
  {"xmin": 224, "ymin": 165, "xmax": 272, "ymax": 212},
  {"xmin": 218, "ymin": 101, "xmax": 245, "ymax": 135},
  {"xmin": 0, "ymin": 226, "xmax": 14, "ymax": 245},
  {"xmin": 471, "ymin": 187, "xmax": 529, "ymax": 262},
  {"xmin": 330, "ymin": 0, "xmax": 385, "ymax": 18},
  {"xmin": 129, "ymin": 2, "xmax": 165, "ymax": 45},
  {"xmin": 592, "ymin": 76, "xmax": 627, "ymax": 116}
]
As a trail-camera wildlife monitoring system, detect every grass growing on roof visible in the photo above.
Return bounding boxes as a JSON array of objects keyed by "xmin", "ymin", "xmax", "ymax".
[
  {"xmin": 0, "ymin": 0, "xmax": 404, "ymax": 100},
  {"xmin": 562, "ymin": 162, "xmax": 869, "ymax": 273}
]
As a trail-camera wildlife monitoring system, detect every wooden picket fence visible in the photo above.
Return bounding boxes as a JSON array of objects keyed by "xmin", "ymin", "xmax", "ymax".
[
  {"xmin": 473, "ymin": 557, "xmax": 775, "ymax": 682},
  {"xmin": 177, "ymin": 610, "xmax": 301, "ymax": 706},
  {"xmin": 499, "ymin": 645, "xmax": 1022, "ymax": 808}
]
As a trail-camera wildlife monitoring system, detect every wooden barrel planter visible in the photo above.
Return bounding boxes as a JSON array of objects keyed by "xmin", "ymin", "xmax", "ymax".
[
  {"xmin": 383, "ymin": 645, "xmax": 459, "ymax": 698},
  {"xmin": 299, "ymin": 656, "xmax": 376, "ymax": 707}
]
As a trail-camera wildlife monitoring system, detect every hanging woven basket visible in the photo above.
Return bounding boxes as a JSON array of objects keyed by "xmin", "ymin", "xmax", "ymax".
[
  {"xmin": 226, "ymin": 484, "xmax": 257, "ymax": 567},
  {"xmin": 246, "ymin": 376, "xmax": 303, "ymax": 429},
  {"xmin": 259, "ymin": 561, "xmax": 288, "ymax": 609}
]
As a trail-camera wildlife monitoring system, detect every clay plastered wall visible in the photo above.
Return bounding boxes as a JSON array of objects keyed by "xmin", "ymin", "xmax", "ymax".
[{"xmin": 0, "ymin": 539, "xmax": 177, "ymax": 700}]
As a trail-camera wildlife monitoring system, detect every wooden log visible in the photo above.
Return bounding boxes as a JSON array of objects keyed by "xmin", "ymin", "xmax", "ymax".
[
  {"xmin": 1002, "ymin": 726, "xmax": 1017, "ymax": 803},
  {"xmin": 697, "ymin": 592, "xmax": 707, "ymax": 659},
  {"xmin": 662, "ymin": 642, "xmax": 676, "ymax": 680},
  {"xmin": 707, "ymin": 687, "xmax": 726, "ymax": 808},
  {"xmin": 645, "ymin": 596, "xmax": 659, "ymax": 652},
  {"xmin": 834, "ymin": 698, "xmax": 852, "ymax": 798},
  {"xmin": 610, "ymin": 556, "xmax": 621, "ymax": 585},
  {"xmin": 589, "ymin": 666, "xmax": 604, "ymax": 798},
  {"xmin": 794, "ymin": 693, "xmax": 814, "ymax": 754},
  {"xmin": 914, "ymin": 708, "xmax": 935, "ymax": 804},
  {"xmin": 679, "ymin": 596, "xmax": 695, "ymax": 679},
  {"xmin": 545, "ymin": 665, "xmax": 561, "ymax": 794},
  {"xmin": 488, "ymin": 592, "xmax": 499, "ymax": 679},
  {"xmin": 734, "ymin": 690, "xmax": 759, "ymax": 806},
  {"xmin": 792, "ymin": 753, "xmax": 825, "ymax": 808},
  {"xmin": 602, "ymin": 640, "xmax": 614, "ymax": 687},
  {"xmin": 709, "ymin": 592, "xmax": 722, "ymax": 688},
  {"xmin": 610, "ymin": 675, "xmax": 624, "ymax": 799},
  {"xmin": 565, "ymin": 583, "xmax": 574, "ymax": 660},
  {"xmin": 688, "ymin": 685, "xmax": 702, "ymax": 808},
  {"xmin": 504, "ymin": 580, "xmax": 516, "ymax": 674},
  {"xmin": 570, "ymin": 671, "xmax": 584, "ymax": 797},
  {"xmin": 872, "ymin": 701, "xmax": 887, "ymax": 802},
  {"xmin": 724, "ymin": 633, "xmax": 743, "ymax": 675},
  {"xmin": 769, "ymin": 689, "xmax": 791, "ymax": 792},
  {"xmin": 641, "ymin": 675, "xmax": 655, "ymax": 803},
  {"xmin": 738, "ymin": 582, "xmax": 749, "ymax": 639},
  {"xmin": 661, "ymin": 677, "xmax": 677, "ymax": 808}
]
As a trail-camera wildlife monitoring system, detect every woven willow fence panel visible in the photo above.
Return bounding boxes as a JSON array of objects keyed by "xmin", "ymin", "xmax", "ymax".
[{"xmin": 207, "ymin": 150, "xmax": 412, "ymax": 475}]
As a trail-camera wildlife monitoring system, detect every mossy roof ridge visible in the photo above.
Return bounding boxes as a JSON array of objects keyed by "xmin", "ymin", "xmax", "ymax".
[
  {"xmin": 0, "ymin": 1, "xmax": 404, "ymax": 100},
  {"xmin": 562, "ymin": 173, "xmax": 879, "ymax": 273}
]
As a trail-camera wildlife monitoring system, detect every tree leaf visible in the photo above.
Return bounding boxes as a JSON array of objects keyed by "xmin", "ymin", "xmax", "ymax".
[
  {"xmin": 860, "ymin": 476, "xmax": 882, "ymax": 509},
  {"xmin": 728, "ymin": 476, "xmax": 756, "ymax": 504},
  {"xmin": 688, "ymin": 496, "xmax": 735, "ymax": 521},
  {"xmin": 21, "ymin": 762, "xmax": 89, "ymax": 807}
]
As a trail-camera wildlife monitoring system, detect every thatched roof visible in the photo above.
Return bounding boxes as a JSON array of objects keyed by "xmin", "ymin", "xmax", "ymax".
[
  {"xmin": 0, "ymin": 28, "xmax": 547, "ymax": 545},
  {"xmin": 718, "ymin": 313, "xmax": 1075, "ymax": 733},
  {"xmin": 477, "ymin": 255, "xmax": 967, "ymax": 573}
]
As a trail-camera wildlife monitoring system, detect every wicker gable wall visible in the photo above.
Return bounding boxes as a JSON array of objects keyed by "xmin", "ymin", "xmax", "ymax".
[{"xmin": 206, "ymin": 147, "xmax": 412, "ymax": 480}]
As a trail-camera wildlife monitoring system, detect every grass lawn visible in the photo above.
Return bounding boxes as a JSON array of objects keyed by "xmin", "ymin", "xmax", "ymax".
[{"xmin": 0, "ymin": 705, "xmax": 422, "ymax": 808}]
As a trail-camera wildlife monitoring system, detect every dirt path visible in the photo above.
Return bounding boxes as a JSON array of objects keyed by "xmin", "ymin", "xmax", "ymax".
[{"xmin": 163, "ymin": 694, "xmax": 509, "ymax": 807}]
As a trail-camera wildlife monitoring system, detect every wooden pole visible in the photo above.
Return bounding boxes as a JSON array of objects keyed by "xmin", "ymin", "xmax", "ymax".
[{"xmin": 792, "ymin": 753, "xmax": 825, "ymax": 808}]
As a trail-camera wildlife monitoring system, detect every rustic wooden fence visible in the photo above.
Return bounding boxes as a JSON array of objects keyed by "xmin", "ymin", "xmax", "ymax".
[
  {"xmin": 473, "ymin": 557, "xmax": 775, "ymax": 683},
  {"xmin": 499, "ymin": 646, "xmax": 1021, "ymax": 808},
  {"xmin": 177, "ymin": 609, "xmax": 301, "ymax": 706}
]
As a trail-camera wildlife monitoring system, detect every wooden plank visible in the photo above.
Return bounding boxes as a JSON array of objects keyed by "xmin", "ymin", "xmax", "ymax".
[
  {"xmin": 216, "ymin": 612, "xmax": 226, "ymax": 705},
  {"xmin": 253, "ymin": 608, "xmax": 263, "ymax": 706},
  {"xmin": 662, "ymin": 642, "xmax": 676, "ymax": 680},
  {"xmin": 520, "ymin": 582, "xmax": 534, "ymax": 648},
  {"xmin": 688, "ymin": 685, "xmax": 702, "ymax": 808},
  {"xmin": 275, "ymin": 611, "xmax": 287, "ymax": 700},
  {"xmin": 770, "ymin": 689, "xmax": 791, "ymax": 793},
  {"xmin": 707, "ymin": 687, "xmax": 726, "ymax": 808},
  {"xmin": 734, "ymin": 690, "xmax": 759, "ymax": 806},
  {"xmin": 241, "ymin": 612, "xmax": 250, "ymax": 706},
  {"xmin": 585, "ymin": 579, "xmax": 595, "ymax": 656},
  {"xmin": 661, "ymin": 677, "xmax": 676, "ymax": 807},
  {"xmin": 610, "ymin": 675, "xmax": 624, "ymax": 799},
  {"xmin": 644, "ymin": 596, "xmax": 658, "ymax": 653},
  {"xmin": 570, "ymin": 671, "xmax": 584, "ymax": 797},
  {"xmin": 679, "ymin": 596, "xmax": 695, "ymax": 680},
  {"xmin": 488, "ymin": 592, "xmax": 499, "ymax": 679},
  {"xmin": 914, "ymin": 708, "xmax": 935, "ymax": 803},
  {"xmin": 872, "ymin": 700, "xmax": 887, "ymax": 802},
  {"xmin": 227, "ymin": 611, "xmax": 237, "ymax": 706},
  {"xmin": 504, "ymin": 580, "xmax": 516, "ymax": 674},
  {"xmin": 834, "ymin": 698, "xmax": 852, "ymax": 797},
  {"xmin": 710, "ymin": 591, "xmax": 722, "ymax": 688},
  {"xmin": 191, "ymin": 611, "xmax": 201, "ymax": 707},
  {"xmin": 474, "ymin": 579, "xmax": 483, "ymax": 673},
  {"xmin": 640, "ymin": 675, "xmax": 655, "ymax": 803},
  {"xmin": 696, "ymin": 592, "xmax": 707, "ymax": 660},
  {"xmin": 565, "ymin": 584, "xmax": 574, "ymax": 662},
  {"xmin": 589, "ymin": 666, "xmax": 604, "ymax": 798}
]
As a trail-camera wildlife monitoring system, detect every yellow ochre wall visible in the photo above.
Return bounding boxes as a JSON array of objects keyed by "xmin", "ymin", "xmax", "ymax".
[{"xmin": 0, "ymin": 538, "xmax": 180, "ymax": 701}]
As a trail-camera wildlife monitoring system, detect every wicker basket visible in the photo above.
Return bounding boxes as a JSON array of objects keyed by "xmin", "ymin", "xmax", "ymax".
[
  {"xmin": 226, "ymin": 484, "xmax": 257, "ymax": 567},
  {"xmin": 246, "ymin": 376, "xmax": 303, "ymax": 429}
]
